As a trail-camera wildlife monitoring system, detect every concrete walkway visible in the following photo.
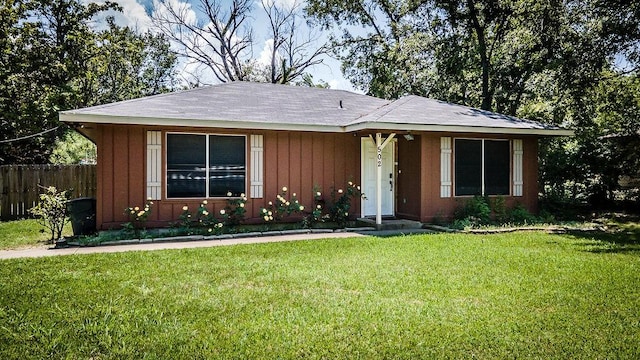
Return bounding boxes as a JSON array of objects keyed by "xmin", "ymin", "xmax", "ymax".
[{"xmin": 0, "ymin": 232, "xmax": 368, "ymax": 260}]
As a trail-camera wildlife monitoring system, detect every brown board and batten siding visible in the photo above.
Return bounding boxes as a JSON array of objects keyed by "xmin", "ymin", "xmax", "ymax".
[
  {"xmin": 95, "ymin": 124, "xmax": 361, "ymax": 230},
  {"xmin": 418, "ymin": 133, "xmax": 539, "ymax": 222}
]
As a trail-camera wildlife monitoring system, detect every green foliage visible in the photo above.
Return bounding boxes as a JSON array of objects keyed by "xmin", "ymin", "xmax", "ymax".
[
  {"xmin": 222, "ymin": 193, "xmax": 248, "ymax": 226},
  {"xmin": 0, "ymin": 0, "xmax": 177, "ymax": 165},
  {"xmin": 507, "ymin": 204, "xmax": 537, "ymax": 225},
  {"xmin": 122, "ymin": 200, "xmax": 153, "ymax": 239},
  {"xmin": 328, "ymin": 181, "xmax": 363, "ymax": 227},
  {"xmin": 0, "ymin": 219, "xmax": 72, "ymax": 249},
  {"xmin": 454, "ymin": 196, "xmax": 492, "ymax": 227},
  {"xmin": 260, "ymin": 187, "xmax": 306, "ymax": 223},
  {"xmin": 1, "ymin": 233, "xmax": 639, "ymax": 357},
  {"xmin": 49, "ymin": 130, "xmax": 96, "ymax": 164},
  {"xmin": 302, "ymin": 187, "xmax": 327, "ymax": 228},
  {"xmin": 28, "ymin": 186, "xmax": 72, "ymax": 242}
]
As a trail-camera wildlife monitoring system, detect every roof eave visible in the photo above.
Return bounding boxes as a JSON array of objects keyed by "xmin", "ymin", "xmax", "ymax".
[
  {"xmin": 345, "ymin": 122, "xmax": 574, "ymax": 136},
  {"xmin": 60, "ymin": 113, "xmax": 344, "ymax": 133}
]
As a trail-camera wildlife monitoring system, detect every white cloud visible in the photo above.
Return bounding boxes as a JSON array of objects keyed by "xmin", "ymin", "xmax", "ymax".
[
  {"xmin": 84, "ymin": 0, "xmax": 153, "ymax": 32},
  {"xmin": 257, "ymin": 38, "xmax": 275, "ymax": 66}
]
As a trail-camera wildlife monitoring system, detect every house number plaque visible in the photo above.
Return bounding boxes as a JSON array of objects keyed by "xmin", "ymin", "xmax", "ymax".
[{"xmin": 377, "ymin": 146, "xmax": 382, "ymax": 167}]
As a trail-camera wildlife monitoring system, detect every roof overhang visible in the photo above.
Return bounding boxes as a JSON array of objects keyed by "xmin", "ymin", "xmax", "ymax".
[
  {"xmin": 61, "ymin": 113, "xmax": 574, "ymax": 137},
  {"xmin": 60, "ymin": 113, "xmax": 344, "ymax": 133},
  {"xmin": 345, "ymin": 122, "xmax": 574, "ymax": 136}
]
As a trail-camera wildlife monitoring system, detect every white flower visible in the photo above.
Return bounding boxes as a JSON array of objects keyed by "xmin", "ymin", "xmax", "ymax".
[
  {"xmin": 240, "ymin": 193, "xmax": 245, "ymax": 198},
  {"xmin": 269, "ymin": 216, "xmax": 273, "ymax": 220},
  {"xmin": 292, "ymin": 193, "xmax": 296, "ymax": 197},
  {"xmin": 202, "ymin": 200, "xmax": 208, "ymax": 205},
  {"xmin": 264, "ymin": 215, "xmax": 269, "ymax": 221},
  {"xmin": 282, "ymin": 186, "xmax": 287, "ymax": 192},
  {"xmin": 208, "ymin": 228, "xmax": 213, "ymax": 233},
  {"xmin": 268, "ymin": 211, "xmax": 273, "ymax": 216},
  {"xmin": 299, "ymin": 205, "xmax": 304, "ymax": 211},
  {"xmin": 262, "ymin": 208, "xmax": 267, "ymax": 213},
  {"xmin": 357, "ymin": 186, "xmax": 361, "ymax": 190},
  {"xmin": 182, "ymin": 205, "xmax": 188, "ymax": 211},
  {"xmin": 202, "ymin": 211, "xmax": 209, "ymax": 216},
  {"xmin": 134, "ymin": 206, "xmax": 139, "ymax": 211},
  {"xmin": 239, "ymin": 203, "xmax": 245, "ymax": 208},
  {"xmin": 344, "ymin": 212, "xmax": 348, "ymax": 216},
  {"xmin": 217, "ymin": 223, "xmax": 223, "ymax": 228},
  {"xmin": 348, "ymin": 181, "xmax": 353, "ymax": 186},
  {"xmin": 286, "ymin": 201, "xmax": 290, "ymax": 206},
  {"xmin": 220, "ymin": 209, "xmax": 226, "ymax": 215},
  {"xmin": 316, "ymin": 191, "xmax": 321, "ymax": 197},
  {"xmin": 268, "ymin": 201, "xmax": 273, "ymax": 206},
  {"xmin": 227, "ymin": 191, "xmax": 232, "ymax": 197},
  {"xmin": 338, "ymin": 189, "xmax": 343, "ymax": 194},
  {"xmin": 316, "ymin": 204, "xmax": 322, "ymax": 209}
]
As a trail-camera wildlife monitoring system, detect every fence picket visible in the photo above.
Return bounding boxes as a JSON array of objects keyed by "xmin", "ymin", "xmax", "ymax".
[{"xmin": 0, "ymin": 165, "xmax": 96, "ymax": 221}]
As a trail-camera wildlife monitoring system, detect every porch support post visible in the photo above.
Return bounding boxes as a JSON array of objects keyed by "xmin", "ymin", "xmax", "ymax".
[{"xmin": 375, "ymin": 132, "xmax": 396, "ymax": 226}]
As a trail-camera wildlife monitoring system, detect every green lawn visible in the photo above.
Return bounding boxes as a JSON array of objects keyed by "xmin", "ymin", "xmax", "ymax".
[
  {"xmin": 0, "ymin": 219, "xmax": 73, "ymax": 250},
  {"xmin": 1, "ymin": 232, "xmax": 639, "ymax": 358}
]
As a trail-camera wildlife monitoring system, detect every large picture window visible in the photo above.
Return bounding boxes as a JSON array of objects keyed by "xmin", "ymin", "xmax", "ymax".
[
  {"xmin": 455, "ymin": 139, "xmax": 510, "ymax": 196},
  {"xmin": 167, "ymin": 133, "xmax": 246, "ymax": 198}
]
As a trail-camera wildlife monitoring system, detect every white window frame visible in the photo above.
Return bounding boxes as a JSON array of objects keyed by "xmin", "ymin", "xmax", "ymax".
[
  {"xmin": 165, "ymin": 132, "xmax": 247, "ymax": 199},
  {"xmin": 453, "ymin": 138, "xmax": 511, "ymax": 197}
]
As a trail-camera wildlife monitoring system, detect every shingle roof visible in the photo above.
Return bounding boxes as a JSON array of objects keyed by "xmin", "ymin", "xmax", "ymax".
[
  {"xmin": 60, "ymin": 82, "xmax": 572, "ymax": 136},
  {"xmin": 350, "ymin": 95, "xmax": 562, "ymax": 131}
]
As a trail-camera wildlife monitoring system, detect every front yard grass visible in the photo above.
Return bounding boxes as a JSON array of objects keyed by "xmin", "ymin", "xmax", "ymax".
[
  {"xmin": 0, "ymin": 219, "xmax": 72, "ymax": 250},
  {"xmin": 1, "ymin": 231, "xmax": 639, "ymax": 358}
]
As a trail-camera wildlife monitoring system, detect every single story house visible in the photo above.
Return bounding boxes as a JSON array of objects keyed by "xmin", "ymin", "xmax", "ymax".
[{"xmin": 60, "ymin": 82, "xmax": 572, "ymax": 230}]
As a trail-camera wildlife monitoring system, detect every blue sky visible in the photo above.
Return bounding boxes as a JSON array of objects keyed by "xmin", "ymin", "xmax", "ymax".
[{"xmin": 90, "ymin": 0, "xmax": 355, "ymax": 90}]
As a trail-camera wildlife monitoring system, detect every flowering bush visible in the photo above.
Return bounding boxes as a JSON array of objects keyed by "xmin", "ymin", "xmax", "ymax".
[
  {"xmin": 260, "ymin": 186, "xmax": 305, "ymax": 223},
  {"xmin": 302, "ymin": 186, "xmax": 328, "ymax": 228},
  {"xmin": 328, "ymin": 181, "xmax": 364, "ymax": 227},
  {"xmin": 178, "ymin": 201, "xmax": 225, "ymax": 235},
  {"xmin": 29, "ymin": 186, "xmax": 71, "ymax": 243},
  {"xmin": 123, "ymin": 199, "xmax": 153, "ymax": 238},
  {"xmin": 222, "ymin": 192, "xmax": 248, "ymax": 226}
]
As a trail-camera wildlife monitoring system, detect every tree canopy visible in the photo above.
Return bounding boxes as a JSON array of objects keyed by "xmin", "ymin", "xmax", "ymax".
[
  {"xmin": 306, "ymin": 0, "xmax": 640, "ymax": 205},
  {"xmin": 0, "ymin": 0, "xmax": 177, "ymax": 165}
]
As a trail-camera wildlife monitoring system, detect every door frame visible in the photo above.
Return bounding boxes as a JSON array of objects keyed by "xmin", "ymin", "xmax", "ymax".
[{"xmin": 360, "ymin": 137, "xmax": 396, "ymax": 218}]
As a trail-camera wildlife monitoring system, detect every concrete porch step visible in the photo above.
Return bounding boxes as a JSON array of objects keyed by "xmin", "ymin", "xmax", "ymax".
[{"xmin": 356, "ymin": 218, "xmax": 424, "ymax": 231}]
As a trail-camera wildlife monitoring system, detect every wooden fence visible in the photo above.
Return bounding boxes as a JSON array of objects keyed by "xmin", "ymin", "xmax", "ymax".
[{"xmin": 0, "ymin": 164, "xmax": 96, "ymax": 221}]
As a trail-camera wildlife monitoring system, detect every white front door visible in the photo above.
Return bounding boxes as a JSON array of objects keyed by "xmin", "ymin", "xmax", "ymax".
[{"xmin": 361, "ymin": 138, "xmax": 395, "ymax": 217}]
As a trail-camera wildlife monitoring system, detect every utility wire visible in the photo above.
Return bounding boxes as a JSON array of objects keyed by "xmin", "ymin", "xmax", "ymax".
[{"xmin": 0, "ymin": 126, "xmax": 60, "ymax": 144}]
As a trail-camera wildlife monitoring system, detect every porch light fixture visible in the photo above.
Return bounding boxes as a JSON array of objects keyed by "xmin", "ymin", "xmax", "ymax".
[{"xmin": 403, "ymin": 133, "xmax": 414, "ymax": 141}]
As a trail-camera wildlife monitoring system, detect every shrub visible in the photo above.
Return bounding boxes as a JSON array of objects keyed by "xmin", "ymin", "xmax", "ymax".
[
  {"xmin": 302, "ymin": 187, "xmax": 329, "ymax": 228},
  {"xmin": 260, "ymin": 186, "xmax": 305, "ymax": 223},
  {"xmin": 328, "ymin": 181, "xmax": 363, "ymax": 227},
  {"xmin": 491, "ymin": 196, "xmax": 508, "ymax": 223},
  {"xmin": 454, "ymin": 196, "xmax": 491, "ymax": 227},
  {"xmin": 508, "ymin": 204, "xmax": 537, "ymax": 225},
  {"xmin": 178, "ymin": 201, "xmax": 224, "ymax": 236},
  {"xmin": 29, "ymin": 186, "xmax": 71, "ymax": 243},
  {"xmin": 222, "ymin": 192, "xmax": 248, "ymax": 226},
  {"xmin": 123, "ymin": 199, "xmax": 153, "ymax": 239}
]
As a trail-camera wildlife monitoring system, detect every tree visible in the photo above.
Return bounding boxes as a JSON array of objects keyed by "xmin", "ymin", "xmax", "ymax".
[
  {"xmin": 50, "ymin": 131, "xmax": 96, "ymax": 165},
  {"xmin": 306, "ymin": 0, "xmax": 436, "ymax": 99},
  {"xmin": 0, "ymin": 0, "xmax": 118, "ymax": 164},
  {"xmin": 0, "ymin": 0, "xmax": 178, "ymax": 165},
  {"xmin": 153, "ymin": 0, "xmax": 327, "ymax": 84},
  {"xmin": 75, "ymin": 17, "xmax": 178, "ymax": 106}
]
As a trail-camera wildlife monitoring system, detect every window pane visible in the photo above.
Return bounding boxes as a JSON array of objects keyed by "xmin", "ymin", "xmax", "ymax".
[
  {"xmin": 455, "ymin": 139, "xmax": 482, "ymax": 196},
  {"xmin": 167, "ymin": 134, "xmax": 206, "ymax": 198},
  {"xmin": 209, "ymin": 135, "xmax": 246, "ymax": 197},
  {"xmin": 484, "ymin": 140, "xmax": 510, "ymax": 195}
]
